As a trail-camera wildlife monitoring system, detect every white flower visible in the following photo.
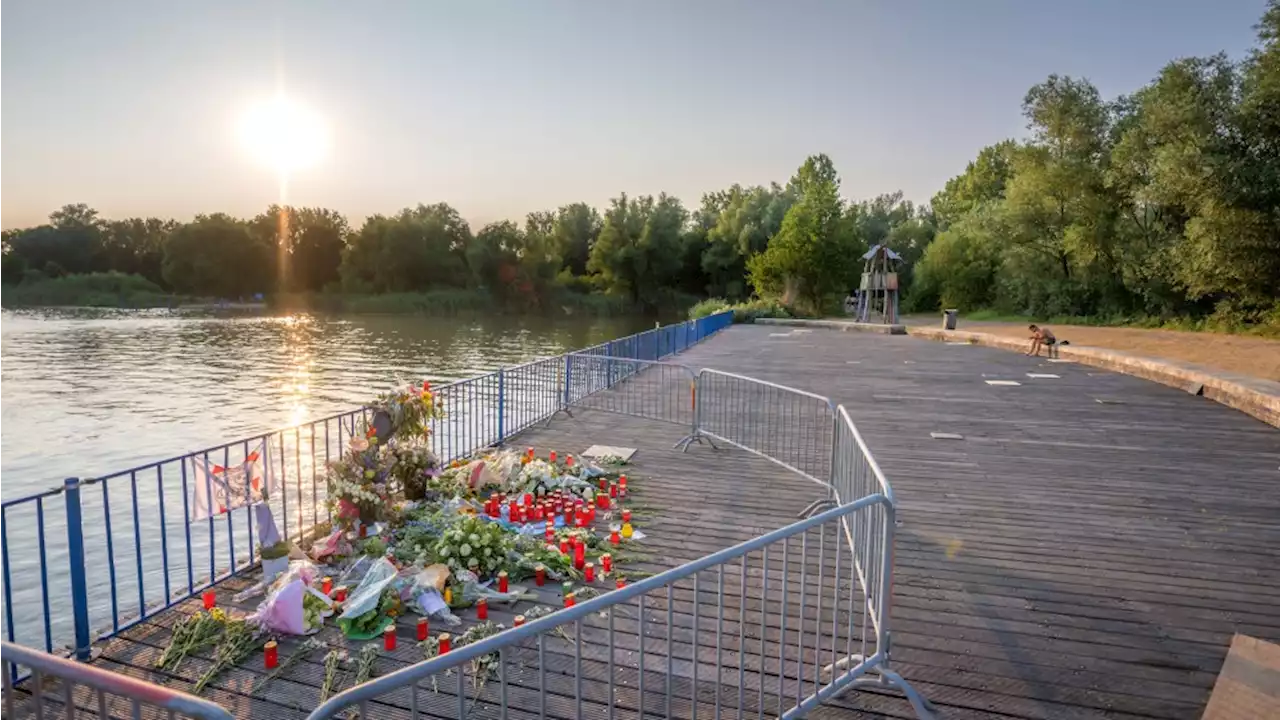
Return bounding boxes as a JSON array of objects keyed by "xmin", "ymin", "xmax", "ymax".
[
  {"xmin": 460, "ymin": 544, "xmax": 472, "ymax": 557},
  {"xmin": 483, "ymin": 547, "xmax": 491, "ymax": 557},
  {"xmin": 439, "ymin": 547, "xmax": 451, "ymax": 558},
  {"xmin": 469, "ymin": 533, "xmax": 480, "ymax": 545},
  {"xmin": 477, "ymin": 534, "xmax": 489, "ymax": 547}
]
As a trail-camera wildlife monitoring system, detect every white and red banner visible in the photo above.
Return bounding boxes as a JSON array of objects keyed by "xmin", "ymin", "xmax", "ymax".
[{"xmin": 190, "ymin": 439, "xmax": 273, "ymax": 521}]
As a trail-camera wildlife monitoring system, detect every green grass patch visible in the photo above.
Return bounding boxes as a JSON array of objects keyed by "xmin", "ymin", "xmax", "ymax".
[{"xmin": 1, "ymin": 272, "xmax": 182, "ymax": 308}]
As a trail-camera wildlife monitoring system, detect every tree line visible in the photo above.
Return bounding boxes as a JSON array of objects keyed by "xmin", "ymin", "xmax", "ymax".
[
  {"xmin": 0, "ymin": 172, "xmax": 931, "ymax": 313},
  {"xmin": 4, "ymin": 1, "xmax": 1276, "ymax": 323},
  {"xmin": 914, "ymin": 1, "xmax": 1280, "ymax": 324}
]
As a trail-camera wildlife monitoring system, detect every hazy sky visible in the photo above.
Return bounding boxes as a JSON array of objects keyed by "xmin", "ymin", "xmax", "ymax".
[{"xmin": 1, "ymin": 0, "xmax": 1268, "ymax": 230}]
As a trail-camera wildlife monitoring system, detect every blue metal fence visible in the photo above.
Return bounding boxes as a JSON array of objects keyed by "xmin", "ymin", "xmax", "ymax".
[{"xmin": 0, "ymin": 311, "xmax": 733, "ymax": 672}]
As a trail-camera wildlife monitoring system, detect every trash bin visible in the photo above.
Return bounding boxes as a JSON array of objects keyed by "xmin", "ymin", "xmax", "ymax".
[{"xmin": 943, "ymin": 309, "xmax": 958, "ymax": 330}]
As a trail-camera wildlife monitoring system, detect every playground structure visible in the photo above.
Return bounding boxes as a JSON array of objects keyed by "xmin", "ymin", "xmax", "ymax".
[{"xmin": 853, "ymin": 244, "xmax": 900, "ymax": 324}]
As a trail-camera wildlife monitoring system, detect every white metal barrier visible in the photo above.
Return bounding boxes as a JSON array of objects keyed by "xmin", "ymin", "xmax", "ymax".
[{"xmin": 1, "ymin": 640, "xmax": 233, "ymax": 719}]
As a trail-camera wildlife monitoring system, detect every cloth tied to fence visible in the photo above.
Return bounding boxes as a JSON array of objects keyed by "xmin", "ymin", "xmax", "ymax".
[{"xmin": 190, "ymin": 438, "xmax": 274, "ymax": 520}]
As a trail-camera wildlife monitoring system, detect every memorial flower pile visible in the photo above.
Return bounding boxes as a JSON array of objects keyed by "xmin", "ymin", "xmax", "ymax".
[{"xmin": 172, "ymin": 381, "xmax": 652, "ymax": 702}]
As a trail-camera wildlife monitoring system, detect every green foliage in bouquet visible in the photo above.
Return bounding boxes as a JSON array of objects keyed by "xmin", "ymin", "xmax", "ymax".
[{"xmin": 434, "ymin": 515, "xmax": 512, "ymax": 578}]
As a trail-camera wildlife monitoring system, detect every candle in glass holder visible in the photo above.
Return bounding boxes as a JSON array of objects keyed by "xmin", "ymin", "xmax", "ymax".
[
  {"xmin": 384, "ymin": 624, "xmax": 397, "ymax": 651},
  {"xmin": 202, "ymin": 589, "xmax": 216, "ymax": 609},
  {"xmin": 335, "ymin": 586, "xmax": 348, "ymax": 602},
  {"xmin": 601, "ymin": 554, "xmax": 612, "ymax": 573},
  {"xmin": 514, "ymin": 614, "xmax": 525, "ymax": 627},
  {"xmin": 526, "ymin": 447, "xmax": 534, "ymax": 459},
  {"xmin": 616, "ymin": 577, "xmax": 626, "ymax": 589},
  {"xmin": 596, "ymin": 493, "xmax": 609, "ymax": 510},
  {"xmin": 599, "ymin": 478, "xmax": 608, "ymax": 492},
  {"xmin": 524, "ymin": 493, "xmax": 533, "ymax": 507},
  {"xmin": 621, "ymin": 520, "xmax": 634, "ymax": 540},
  {"xmin": 264, "ymin": 640, "xmax": 278, "ymax": 669},
  {"xmin": 534, "ymin": 564, "xmax": 546, "ymax": 586},
  {"xmin": 438, "ymin": 633, "xmax": 452, "ymax": 654},
  {"xmin": 573, "ymin": 540, "xmax": 586, "ymax": 570},
  {"xmin": 566, "ymin": 455, "xmax": 574, "ymax": 468},
  {"xmin": 444, "ymin": 587, "xmax": 453, "ymax": 605},
  {"xmin": 563, "ymin": 507, "xmax": 574, "ymax": 526},
  {"xmin": 532, "ymin": 504, "xmax": 544, "ymax": 522},
  {"xmin": 476, "ymin": 598, "xmax": 488, "ymax": 620},
  {"xmin": 610, "ymin": 481, "xmax": 618, "ymax": 499},
  {"xmin": 610, "ymin": 527, "xmax": 621, "ymax": 545},
  {"xmin": 564, "ymin": 592, "xmax": 576, "ymax": 608},
  {"xmin": 619, "ymin": 475, "xmax": 628, "ymax": 496},
  {"xmin": 417, "ymin": 617, "xmax": 429, "ymax": 641},
  {"xmin": 584, "ymin": 562, "xmax": 595, "ymax": 583},
  {"xmin": 559, "ymin": 537, "xmax": 570, "ymax": 554},
  {"xmin": 549, "ymin": 450, "xmax": 557, "ymax": 463},
  {"xmin": 508, "ymin": 500, "xmax": 519, "ymax": 520},
  {"xmin": 498, "ymin": 571, "xmax": 509, "ymax": 594},
  {"xmin": 622, "ymin": 509, "xmax": 632, "ymax": 524},
  {"xmin": 321, "ymin": 576, "xmax": 333, "ymax": 595},
  {"xmin": 545, "ymin": 525, "xmax": 555, "ymax": 542}
]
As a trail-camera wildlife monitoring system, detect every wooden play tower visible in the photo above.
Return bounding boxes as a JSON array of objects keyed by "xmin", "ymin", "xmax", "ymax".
[{"xmin": 855, "ymin": 244, "xmax": 901, "ymax": 324}]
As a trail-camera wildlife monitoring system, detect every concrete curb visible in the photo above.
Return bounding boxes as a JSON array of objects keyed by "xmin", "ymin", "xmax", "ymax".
[
  {"xmin": 908, "ymin": 327, "xmax": 1280, "ymax": 428},
  {"xmin": 754, "ymin": 318, "xmax": 907, "ymax": 335}
]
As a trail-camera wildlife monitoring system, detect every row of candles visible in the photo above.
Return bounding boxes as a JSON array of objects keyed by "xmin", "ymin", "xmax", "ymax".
[{"xmin": 484, "ymin": 478, "xmax": 627, "ymax": 524}]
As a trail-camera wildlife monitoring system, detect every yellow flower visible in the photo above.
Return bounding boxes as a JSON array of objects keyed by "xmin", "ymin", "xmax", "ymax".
[{"xmin": 210, "ymin": 608, "xmax": 227, "ymax": 623}]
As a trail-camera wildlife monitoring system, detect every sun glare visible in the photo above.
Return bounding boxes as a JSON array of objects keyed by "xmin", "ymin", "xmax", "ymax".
[{"xmin": 237, "ymin": 96, "xmax": 329, "ymax": 174}]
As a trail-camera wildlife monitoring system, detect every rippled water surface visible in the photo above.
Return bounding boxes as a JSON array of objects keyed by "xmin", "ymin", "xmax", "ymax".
[{"xmin": 1, "ymin": 309, "xmax": 654, "ymax": 499}]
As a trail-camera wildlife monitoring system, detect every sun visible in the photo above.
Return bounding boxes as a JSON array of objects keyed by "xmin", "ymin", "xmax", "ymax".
[{"xmin": 237, "ymin": 96, "xmax": 329, "ymax": 174}]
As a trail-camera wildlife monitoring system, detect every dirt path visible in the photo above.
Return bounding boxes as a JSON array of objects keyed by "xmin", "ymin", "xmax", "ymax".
[{"xmin": 902, "ymin": 316, "xmax": 1280, "ymax": 381}]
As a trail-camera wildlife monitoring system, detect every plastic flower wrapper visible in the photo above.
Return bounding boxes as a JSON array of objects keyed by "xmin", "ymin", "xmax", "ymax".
[
  {"xmin": 452, "ymin": 569, "xmax": 536, "ymax": 606},
  {"xmin": 250, "ymin": 578, "xmax": 334, "ymax": 635},
  {"xmin": 232, "ymin": 558, "xmax": 324, "ymax": 604},
  {"xmin": 309, "ymin": 527, "xmax": 353, "ymax": 564},
  {"xmin": 337, "ymin": 557, "xmax": 401, "ymax": 639}
]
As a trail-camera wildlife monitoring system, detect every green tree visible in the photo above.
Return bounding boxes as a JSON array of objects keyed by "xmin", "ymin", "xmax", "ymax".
[
  {"xmin": 747, "ymin": 154, "xmax": 857, "ymax": 310},
  {"xmin": 341, "ymin": 204, "xmax": 471, "ymax": 293},
  {"xmin": 588, "ymin": 193, "xmax": 688, "ymax": 306},
  {"xmin": 551, "ymin": 203, "xmax": 602, "ymax": 277},
  {"xmin": 162, "ymin": 214, "xmax": 273, "ymax": 297}
]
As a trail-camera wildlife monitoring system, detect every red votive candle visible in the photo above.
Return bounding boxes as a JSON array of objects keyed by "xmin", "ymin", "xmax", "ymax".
[
  {"xmin": 610, "ymin": 529, "xmax": 620, "ymax": 545},
  {"xmin": 545, "ymin": 526, "xmax": 556, "ymax": 542},
  {"xmin": 584, "ymin": 562, "xmax": 595, "ymax": 583},
  {"xmin": 508, "ymin": 500, "xmax": 519, "ymax": 519},
  {"xmin": 610, "ymin": 482, "xmax": 618, "ymax": 498},
  {"xmin": 384, "ymin": 624, "xmax": 397, "ymax": 651},
  {"xmin": 597, "ymin": 493, "xmax": 609, "ymax": 510},
  {"xmin": 321, "ymin": 576, "xmax": 333, "ymax": 595},
  {"xmin": 498, "ymin": 570, "xmax": 509, "ymax": 594},
  {"xmin": 564, "ymin": 592, "xmax": 576, "ymax": 608},
  {"xmin": 514, "ymin": 614, "xmax": 525, "ymax": 627},
  {"xmin": 549, "ymin": 451, "xmax": 557, "ymax": 463},
  {"xmin": 559, "ymin": 537, "xmax": 570, "ymax": 554},
  {"xmin": 622, "ymin": 509, "xmax": 632, "ymax": 524},
  {"xmin": 264, "ymin": 640, "xmax": 278, "ymax": 669},
  {"xmin": 524, "ymin": 493, "xmax": 533, "ymax": 507},
  {"xmin": 526, "ymin": 447, "xmax": 534, "ymax": 459},
  {"xmin": 532, "ymin": 504, "xmax": 544, "ymax": 521},
  {"xmin": 417, "ymin": 617, "xmax": 429, "ymax": 641},
  {"xmin": 619, "ymin": 475, "xmax": 627, "ymax": 495},
  {"xmin": 616, "ymin": 577, "xmax": 626, "ymax": 589},
  {"xmin": 335, "ymin": 586, "xmax": 348, "ymax": 602},
  {"xmin": 438, "ymin": 634, "xmax": 452, "ymax": 654},
  {"xmin": 476, "ymin": 597, "xmax": 488, "ymax": 620},
  {"xmin": 535, "ymin": 564, "xmax": 546, "ymax": 586},
  {"xmin": 573, "ymin": 540, "xmax": 586, "ymax": 570},
  {"xmin": 202, "ymin": 589, "xmax": 216, "ymax": 609},
  {"xmin": 563, "ymin": 507, "xmax": 574, "ymax": 526},
  {"xmin": 601, "ymin": 554, "xmax": 612, "ymax": 573},
  {"xmin": 566, "ymin": 455, "xmax": 574, "ymax": 468}
]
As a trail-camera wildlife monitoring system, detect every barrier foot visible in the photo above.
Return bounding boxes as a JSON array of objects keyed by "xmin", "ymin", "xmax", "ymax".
[
  {"xmin": 862, "ymin": 669, "xmax": 938, "ymax": 719},
  {"xmin": 799, "ymin": 499, "xmax": 836, "ymax": 519},
  {"xmin": 674, "ymin": 432, "xmax": 717, "ymax": 453},
  {"xmin": 544, "ymin": 407, "xmax": 575, "ymax": 427}
]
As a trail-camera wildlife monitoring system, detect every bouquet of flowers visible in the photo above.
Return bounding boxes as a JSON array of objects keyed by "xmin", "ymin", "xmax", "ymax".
[
  {"xmin": 434, "ymin": 516, "xmax": 512, "ymax": 579},
  {"xmin": 327, "ymin": 435, "xmax": 394, "ymax": 530},
  {"xmin": 371, "ymin": 381, "xmax": 446, "ymax": 443},
  {"xmin": 387, "ymin": 442, "xmax": 442, "ymax": 501}
]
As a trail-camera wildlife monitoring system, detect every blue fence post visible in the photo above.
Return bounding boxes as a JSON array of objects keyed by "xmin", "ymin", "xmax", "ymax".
[
  {"xmin": 563, "ymin": 355, "xmax": 572, "ymax": 409},
  {"xmin": 63, "ymin": 477, "xmax": 92, "ymax": 661},
  {"xmin": 496, "ymin": 368, "xmax": 506, "ymax": 446},
  {"xmin": 607, "ymin": 340, "xmax": 615, "ymax": 387}
]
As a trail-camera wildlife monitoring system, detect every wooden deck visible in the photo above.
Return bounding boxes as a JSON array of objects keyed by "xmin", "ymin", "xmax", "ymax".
[{"xmin": 10, "ymin": 325, "xmax": 1280, "ymax": 719}]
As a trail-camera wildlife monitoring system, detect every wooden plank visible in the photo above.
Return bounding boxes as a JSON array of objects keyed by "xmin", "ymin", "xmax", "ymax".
[{"xmin": 47, "ymin": 324, "xmax": 1280, "ymax": 719}]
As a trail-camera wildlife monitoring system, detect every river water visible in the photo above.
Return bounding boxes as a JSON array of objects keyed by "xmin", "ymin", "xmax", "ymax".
[
  {"xmin": 0, "ymin": 308, "xmax": 655, "ymax": 650},
  {"xmin": 1, "ymin": 309, "xmax": 654, "ymax": 497}
]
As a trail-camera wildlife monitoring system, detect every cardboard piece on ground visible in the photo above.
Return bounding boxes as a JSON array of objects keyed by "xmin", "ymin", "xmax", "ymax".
[
  {"xmin": 1046, "ymin": 358, "xmax": 1074, "ymax": 363},
  {"xmin": 1201, "ymin": 634, "xmax": 1280, "ymax": 719},
  {"xmin": 582, "ymin": 445, "xmax": 637, "ymax": 462},
  {"xmin": 985, "ymin": 380, "xmax": 1022, "ymax": 386},
  {"xmin": 1026, "ymin": 373, "xmax": 1061, "ymax": 379},
  {"xmin": 930, "ymin": 432, "xmax": 964, "ymax": 440}
]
